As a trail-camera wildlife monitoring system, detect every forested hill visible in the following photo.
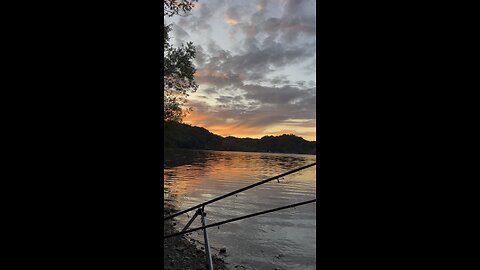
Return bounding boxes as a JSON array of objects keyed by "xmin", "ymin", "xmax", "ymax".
[{"xmin": 164, "ymin": 121, "xmax": 316, "ymax": 155}]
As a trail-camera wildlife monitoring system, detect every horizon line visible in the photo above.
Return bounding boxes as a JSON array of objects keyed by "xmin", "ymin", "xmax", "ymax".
[{"xmin": 166, "ymin": 121, "xmax": 317, "ymax": 142}]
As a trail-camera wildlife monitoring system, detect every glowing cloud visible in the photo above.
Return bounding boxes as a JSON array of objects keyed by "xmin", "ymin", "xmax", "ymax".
[
  {"xmin": 224, "ymin": 15, "xmax": 238, "ymax": 25},
  {"xmin": 169, "ymin": 0, "xmax": 316, "ymax": 142}
]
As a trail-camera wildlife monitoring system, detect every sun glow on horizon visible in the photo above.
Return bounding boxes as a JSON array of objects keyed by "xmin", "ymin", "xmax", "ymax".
[
  {"xmin": 168, "ymin": 0, "xmax": 316, "ymax": 143},
  {"xmin": 184, "ymin": 111, "xmax": 316, "ymax": 141}
]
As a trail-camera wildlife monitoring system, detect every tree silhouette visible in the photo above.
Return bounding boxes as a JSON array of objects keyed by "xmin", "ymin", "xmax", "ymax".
[{"xmin": 164, "ymin": 0, "xmax": 198, "ymax": 122}]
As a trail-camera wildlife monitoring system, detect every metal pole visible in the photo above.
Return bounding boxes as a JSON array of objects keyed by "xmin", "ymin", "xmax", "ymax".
[
  {"xmin": 181, "ymin": 208, "xmax": 201, "ymax": 232},
  {"xmin": 164, "ymin": 162, "xmax": 316, "ymax": 221},
  {"xmin": 164, "ymin": 198, "xmax": 316, "ymax": 239},
  {"xmin": 201, "ymin": 206, "xmax": 214, "ymax": 270}
]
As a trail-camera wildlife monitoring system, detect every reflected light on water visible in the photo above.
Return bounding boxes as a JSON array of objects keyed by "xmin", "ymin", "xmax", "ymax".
[{"xmin": 164, "ymin": 149, "xmax": 316, "ymax": 270}]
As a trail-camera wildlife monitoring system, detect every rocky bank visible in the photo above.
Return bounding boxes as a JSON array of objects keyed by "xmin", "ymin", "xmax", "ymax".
[{"xmin": 164, "ymin": 207, "xmax": 227, "ymax": 270}]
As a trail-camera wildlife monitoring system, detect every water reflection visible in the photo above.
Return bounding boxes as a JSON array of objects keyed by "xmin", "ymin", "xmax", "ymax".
[
  {"xmin": 164, "ymin": 149, "xmax": 316, "ymax": 270},
  {"xmin": 164, "ymin": 148, "xmax": 214, "ymax": 169}
]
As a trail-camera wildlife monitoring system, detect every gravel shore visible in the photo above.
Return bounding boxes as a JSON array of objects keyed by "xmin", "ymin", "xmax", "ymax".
[{"xmin": 164, "ymin": 207, "xmax": 228, "ymax": 270}]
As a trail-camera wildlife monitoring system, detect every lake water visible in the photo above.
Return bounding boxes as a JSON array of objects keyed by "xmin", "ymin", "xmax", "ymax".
[{"xmin": 164, "ymin": 148, "xmax": 316, "ymax": 270}]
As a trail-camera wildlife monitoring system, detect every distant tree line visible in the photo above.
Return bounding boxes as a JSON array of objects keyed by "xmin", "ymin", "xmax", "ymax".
[{"xmin": 164, "ymin": 121, "xmax": 316, "ymax": 155}]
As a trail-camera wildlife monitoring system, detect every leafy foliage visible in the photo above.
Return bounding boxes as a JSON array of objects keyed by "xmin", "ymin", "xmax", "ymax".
[
  {"xmin": 164, "ymin": 0, "xmax": 198, "ymax": 122},
  {"xmin": 164, "ymin": 0, "xmax": 198, "ymax": 17},
  {"xmin": 164, "ymin": 121, "xmax": 316, "ymax": 155}
]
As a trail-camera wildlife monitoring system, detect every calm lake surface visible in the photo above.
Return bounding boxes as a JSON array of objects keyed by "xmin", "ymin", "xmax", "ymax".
[{"xmin": 164, "ymin": 148, "xmax": 316, "ymax": 270}]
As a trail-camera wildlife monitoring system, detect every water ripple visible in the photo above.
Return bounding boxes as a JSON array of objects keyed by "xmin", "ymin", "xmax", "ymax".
[{"xmin": 164, "ymin": 149, "xmax": 316, "ymax": 270}]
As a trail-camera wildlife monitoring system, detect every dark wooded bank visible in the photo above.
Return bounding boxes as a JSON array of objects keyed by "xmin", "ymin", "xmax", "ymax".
[{"xmin": 164, "ymin": 121, "xmax": 316, "ymax": 155}]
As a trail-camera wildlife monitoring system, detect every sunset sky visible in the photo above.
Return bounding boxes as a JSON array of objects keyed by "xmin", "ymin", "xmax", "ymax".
[{"xmin": 166, "ymin": 0, "xmax": 316, "ymax": 141}]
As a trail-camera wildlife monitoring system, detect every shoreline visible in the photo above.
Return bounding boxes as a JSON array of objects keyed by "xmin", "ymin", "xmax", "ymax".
[
  {"xmin": 164, "ymin": 206, "xmax": 227, "ymax": 270},
  {"xmin": 164, "ymin": 147, "xmax": 316, "ymax": 156}
]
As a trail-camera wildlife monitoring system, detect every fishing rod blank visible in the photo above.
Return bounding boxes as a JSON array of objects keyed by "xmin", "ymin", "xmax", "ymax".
[
  {"xmin": 164, "ymin": 198, "xmax": 316, "ymax": 239},
  {"xmin": 164, "ymin": 162, "xmax": 316, "ymax": 221}
]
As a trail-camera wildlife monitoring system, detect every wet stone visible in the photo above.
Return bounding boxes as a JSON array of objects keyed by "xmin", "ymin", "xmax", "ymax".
[{"xmin": 164, "ymin": 205, "xmax": 227, "ymax": 270}]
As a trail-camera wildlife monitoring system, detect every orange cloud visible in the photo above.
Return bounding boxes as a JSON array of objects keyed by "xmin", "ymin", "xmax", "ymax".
[
  {"xmin": 183, "ymin": 109, "xmax": 209, "ymax": 122},
  {"xmin": 195, "ymin": 68, "xmax": 229, "ymax": 80},
  {"xmin": 183, "ymin": 111, "xmax": 316, "ymax": 141},
  {"xmin": 184, "ymin": 111, "xmax": 266, "ymax": 138},
  {"xmin": 224, "ymin": 15, "xmax": 238, "ymax": 25}
]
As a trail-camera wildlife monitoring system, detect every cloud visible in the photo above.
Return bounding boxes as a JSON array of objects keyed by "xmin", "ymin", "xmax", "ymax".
[
  {"xmin": 196, "ymin": 41, "xmax": 314, "ymax": 83},
  {"xmin": 216, "ymin": 95, "xmax": 243, "ymax": 104},
  {"xmin": 224, "ymin": 7, "xmax": 241, "ymax": 25},
  {"xmin": 174, "ymin": 0, "xmax": 316, "ymax": 83},
  {"xmin": 225, "ymin": 17, "xmax": 238, "ymax": 25},
  {"xmin": 194, "ymin": 45, "xmax": 208, "ymax": 66},
  {"xmin": 194, "ymin": 68, "xmax": 245, "ymax": 87},
  {"xmin": 168, "ymin": 0, "xmax": 316, "ymax": 140},
  {"xmin": 282, "ymin": 119, "xmax": 317, "ymax": 128},
  {"xmin": 175, "ymin": 1, "xmax": 216, "ymax": 34},
  {"xmin": 185, "ymin": 84, "xmax": 316, "ymax": 138},
  {"xmin": 172, "ymin": 23, "xmax": 190, "ymax": 44},
  {"xmin": 241, "ymin": 84, "xmax": 315, "ymax": 105},
  {"xmin": 203, "ymin": 88, "xmax": 218, "ymax": 95},
  {"xmin": 184, "ymin": 109, "xmax": 316, "ymax": 141}
]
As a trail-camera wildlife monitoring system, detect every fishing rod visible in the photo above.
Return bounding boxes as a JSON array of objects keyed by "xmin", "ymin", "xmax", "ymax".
[
  {"xmin": 164, "ymin": 162, "xmax": 316, "ymax": 221},
  {"xmin": 164, "ymin": 198, "xmax": 316, "ymax": 239}
]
